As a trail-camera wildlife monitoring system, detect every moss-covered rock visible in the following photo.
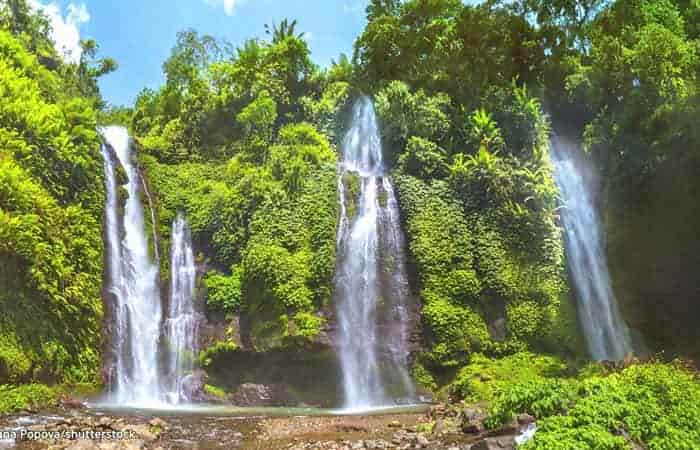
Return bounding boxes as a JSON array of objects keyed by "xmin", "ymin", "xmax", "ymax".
[{"xmin": 201, "ymin": 342, "xmax": 342, "ymax": 407}]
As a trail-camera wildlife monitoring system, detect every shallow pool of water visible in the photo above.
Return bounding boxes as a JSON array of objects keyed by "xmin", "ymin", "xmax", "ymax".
[{"xmin": 87, "ymin": 402, "xmax": 430, "ymax": 418}]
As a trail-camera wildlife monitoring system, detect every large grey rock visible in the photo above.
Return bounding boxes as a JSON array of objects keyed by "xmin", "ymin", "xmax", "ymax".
[{"xmin": 230, "ymin": 383, "xmax": 288, "ymax": 406}]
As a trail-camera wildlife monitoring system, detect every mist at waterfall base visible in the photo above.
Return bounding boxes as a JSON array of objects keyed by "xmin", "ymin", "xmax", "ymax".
[
  {"xmin": 334, "ymin": 97, "xmax": 416, "ymax": 411},
  {"xmin": 100, "ymin": 126, "xmax": 201, "ymax": 408},
  {"xmin": 549, "ymin": 135, "xmax": 632, "ymax": 361}
]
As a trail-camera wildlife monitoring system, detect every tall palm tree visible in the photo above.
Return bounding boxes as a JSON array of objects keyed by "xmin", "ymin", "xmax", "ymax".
[{"xmin": 264, "ymin": 18, "xmax": 303, "ymax": 43}]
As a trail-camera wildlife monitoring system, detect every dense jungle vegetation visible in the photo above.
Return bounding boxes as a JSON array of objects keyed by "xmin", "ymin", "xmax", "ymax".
[
  {"xmin": 2, "ymin": 0, "xmax": 700, "ymax": 447},
  {"xmin": 0, "ymin": 0, "xmax": 115, "ymax": 387}
]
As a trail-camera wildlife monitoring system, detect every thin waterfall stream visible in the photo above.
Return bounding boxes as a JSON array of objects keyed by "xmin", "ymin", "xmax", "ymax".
[
  {"xmin": 165, "ymin": 212, "xmax": 201, "ymax": 404},
  {"xmin": 550, "ymin": 135, "xmax": 632, "ymax": 361},
  {"xmin": 335, "ymin": 97, "xmax": 415, "ymax": 410}
]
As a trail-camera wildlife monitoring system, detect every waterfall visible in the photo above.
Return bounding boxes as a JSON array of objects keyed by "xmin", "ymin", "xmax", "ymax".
[
  {"xmin": 335, "ymin": 97, "xmax": 415, "ymax": 410},
  {"xmin": 550, "ymin": 135, "xmax": 632, "ymax": 361},
  {"xmin": 101, "ymin": 126, "xmax": 164, "ymax": 406},
  {"xmin": 164, "ymin": 212, "xmax": 201, "ymax": 404}
]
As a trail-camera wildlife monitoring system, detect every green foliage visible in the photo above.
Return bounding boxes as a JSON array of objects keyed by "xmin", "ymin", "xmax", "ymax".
[
  {"xmin": 487, "ymin": 362, "xmax": 700, "ymax": 450},
  {"xmin": 132, "ymin": 23, "xmax": 321, "ymax": 162},
  {"xmin": 291, "ymin": 312, "xmax": 325, "ymax": 340},
  {"xmin": 300, "ymin": 81, "xmax": 353, "ymax": 145},
  {"xmin": 199, "ymin": 340, "xmax": 238, "ymax": 368},
  {"xmin": 465, "ymin": 109, "xmax": 505, "ymax": 154},
  {"xmin": 551, "ymin": 0, "xmax": 700, "ymax": 185},
  {"xmin": 375, "ymin": 81, "xmax": 451, "ymax": 159},
  {"xmin": 204, "ymin": 384, "xmax": 228, "ymax": 399},
  {"xmin": 269, "ymin": 122, "xmax": 335, "ymax": 194},
  {"xmin": 237, "ymin": 89, "xmax": 277, "ymax": 162},
  {"xmin": 412, "ymin": 361, "xmax": 438, "ymax": 393},
  {"xmin": 450, "ymin": 352, "xmax": 568, "ymax": 403},
  {"xmin": 0, "ymin": 28, "xmax": 104, "ymax": 385},
  {"xmin": 355, "ymin": 1, "xmax": 545, "ymax": 103},
  {"xmin": 243, "ymin": 163, "xmax": 338, "ymax": 315},
  {"xmin": 389, "ymin": 79, "xmax": 581, "ymax": 368},
  {"xmin": 341, "ymin": 170, "xmax": 361, "ymax": 219},
  {"xmin": 0, "ymin": 384, "xmax": 61, "ymax": 414},
  {"xmin": 203, "ymin": 268, "xmax": 243, "ymax": 313},
  {"xmin": 144, "ymin": 102, "xmax": 338, "ymax": 349},
  {"xmin": 398, "ymin": 137, "xmax": 448, "ymax": 179}
]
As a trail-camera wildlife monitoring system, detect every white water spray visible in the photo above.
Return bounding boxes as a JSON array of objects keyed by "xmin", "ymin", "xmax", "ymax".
[
  {"xmin": 550, "ymin": 135, "xmax": 632, "ymax": 361},
  {"xmin": 101, "ymin": 126, "xmax": 164, "ymax": 406},
  {"xmin": 335, "ymin": 97, "xmax": 415, "ymax": 410}
]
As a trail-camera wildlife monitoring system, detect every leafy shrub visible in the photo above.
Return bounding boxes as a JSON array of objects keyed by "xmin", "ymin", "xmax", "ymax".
[
  {"xmin": 375, "ymin": 81, "xmax": 452, "ymax": 163},
  {"xmin": 486, "ymin": 362, "xmax": 700, "ymax": 450},
  {"xmin": 204, "ymin": 267, "xmax": 243, "ymax": 313},
  {"xmin": 398, "ymin": 136, "xmax": 448, "ymax": 179},
  {"xmin": 291, "ymin": 312, "xmax": 325, "ymax": 339},
  {"xmin": 0, "ymin": 384, "xmax": 61, "ymax": 414},
  {"xmin": 450, "ymin": 352, "xmax": 568, "ymax": 403}
]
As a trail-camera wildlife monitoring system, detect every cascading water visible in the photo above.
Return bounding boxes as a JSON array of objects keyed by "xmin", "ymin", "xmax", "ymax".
[
  {"xmin": 164, "ymin": 212, "xmax": 201, "ymax": 404},
  {"xmin": 335, "ymin": 97, "xmax": 415, "ymax": 410},
  {"xmin": 101, "ymin": 126, "xmax": 164, "ymax": 406},
  {"xmin": 550, "ymin": 135, "xmax": 632, "ymax": 361}
]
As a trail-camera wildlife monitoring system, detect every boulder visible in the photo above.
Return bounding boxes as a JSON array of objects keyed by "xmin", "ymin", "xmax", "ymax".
[
  {"xmin": 59, "ymin": 395, "xmax": 86, "ymax": 410},
  {"xmin": 181, "ymin": 370, "xmax": 207, "ymax": 402},
  {"xmin": 487, "ymin": 317, "xmax": 507, "ymax": 342},
  {"xmin": 231, "ymin": 383, "xmax": 286, "ymax": 406},
  {"xmin": 460, "ymin": 407, "xmax": 486, "ymax": 434},
  {"xmin": 517, "ymin": 413, "xmax": 536, "ymax": 426},
  {"xmin": 471, "ymin": 436, "xmax": 516, "ymax": 450},
  {"xmin": 415, "ymin": 433, "xmax": 430, "ymax": 448}
]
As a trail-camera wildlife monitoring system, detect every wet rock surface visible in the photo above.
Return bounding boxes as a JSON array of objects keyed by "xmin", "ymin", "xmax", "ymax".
[{"xmin": 230, "ymin": 383, "xmax": 290, "ymax": 407}]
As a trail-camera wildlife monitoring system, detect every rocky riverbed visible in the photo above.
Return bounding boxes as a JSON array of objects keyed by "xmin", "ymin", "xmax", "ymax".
[{"xmin": 0, "ymin": 403, "xmax": 532, "ymax": 450}]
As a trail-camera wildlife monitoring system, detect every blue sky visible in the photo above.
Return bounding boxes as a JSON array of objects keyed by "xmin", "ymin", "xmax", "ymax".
[{"xmin": 32, "ymin": 0, "xmax": 370, "ymax": 106}]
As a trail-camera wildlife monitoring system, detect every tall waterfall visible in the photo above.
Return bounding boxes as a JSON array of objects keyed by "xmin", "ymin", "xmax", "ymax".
[
  {"xmin": 550, "ymin": 135, "xmax": 632, "ymax": 361},
  {"xmin": 335, "ymin": 97, "xmax": 415, "ymax": 410},
  {"xmin": 164, "ymin": 212, "xmax": 200, "ymax": 404},
  {"xmin": 101, "ymin": 126, "xmax": 164, "ymax": 406}
]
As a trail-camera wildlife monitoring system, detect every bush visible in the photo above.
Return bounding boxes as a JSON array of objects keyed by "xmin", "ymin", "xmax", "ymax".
[
  {"xmin": 485, "ymin": 362, "xmax": 700, "ymax": 450},
  {"xmin": 204, "ymin": 268, "xmax": 243, "ymax": 313},
  {"xmin": 291, "ymin": 312, "xmax": 325, "ymax": 340},
  {"xmin": 0, "ymin": 384, "xmax": 62, "ymax": 414},
  {"xmin": 450, "ymin": 352, "xmax": 568, "ymax": 403},
  {"xmin": 398, "ymin": 137, "xmax": 449, "ymax": 180}
]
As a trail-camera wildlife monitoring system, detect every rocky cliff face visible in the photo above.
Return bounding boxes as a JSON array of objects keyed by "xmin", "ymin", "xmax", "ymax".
[{"xmin": 606, "ymin": 155, "xmax": 700, "ymax": 362}]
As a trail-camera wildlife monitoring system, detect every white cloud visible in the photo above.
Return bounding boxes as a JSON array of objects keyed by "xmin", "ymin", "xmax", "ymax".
[
  {"xmin": 28, "ymin": 1, "xmax": 90, "ymax": 64},
  {"xmin": 204, "ymin": 0, "xmax": 248, "ymax": 16},
  {"xmin": 302, "ymin": 31, "xmax": 313, "ymax": 42}
]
